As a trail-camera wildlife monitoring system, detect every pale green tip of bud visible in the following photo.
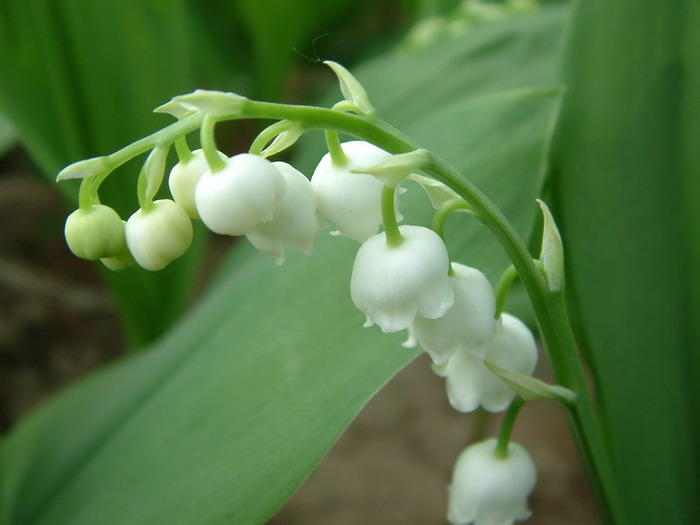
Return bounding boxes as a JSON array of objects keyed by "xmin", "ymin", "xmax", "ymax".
[
  {"xmin": 160, "ymin": 89, "xmax": 248, "ymax": 119},
  {"xmin": 57, "ymin": 156, "xmax": 109, "ymax": 182},
  {"xmin": 537, "ymin": 199, "xmax": 564, "ymax": 292},
  {"xmin": 64, "ymin": 205, "xmax": 126, "ymax": 260}
]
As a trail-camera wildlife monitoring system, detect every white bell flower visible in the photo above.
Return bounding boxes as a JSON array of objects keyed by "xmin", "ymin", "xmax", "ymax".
[
  {"xmin": 195, "ymin": 153, "xmax": 286, "ymax": 236},
  {"xmin": 411, "ymin": 264, "xmax": 497, "ymax": 365},
  {"xmin": 168, "ymin": 149, "xmax": 227, "ymax": 219},
  {"xmin": 444, "ymin": 313, "xmax": 538, "ymax": 413},
  {"xmin": 125, "ymin": 199, "xmax": 193, "ymax": 271},
  {"xmin": 246, "ymin": 162, "xmax": 320, "ymax": 265},
  {"xmin": 350, "ymin": 225, "xmax": 454, "ymax": 333},
  {"xmin": 64, "ymin": 204, "xmax": 125, "ymax": 260},
  {"xmin": 448, "ymin": 438, "xmax": 537, "ymax": 525},
  {"xmin": 311, "ymin": 140, "xmax": 391, "ymax": 242}
]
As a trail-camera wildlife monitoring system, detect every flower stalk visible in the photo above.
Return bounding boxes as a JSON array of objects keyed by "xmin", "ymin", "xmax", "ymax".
[{"xmin": 381, "ymin": 186, "xmax": 404, "ymax": 247}]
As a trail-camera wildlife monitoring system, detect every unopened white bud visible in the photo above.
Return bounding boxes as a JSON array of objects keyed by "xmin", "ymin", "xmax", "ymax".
[
  {"xmin": 125, "ymin": 200, "xmax": 193, "ymax": 271},
  {"xmin": 64, "ymin": 205, "xmax": 125, "ymax": 260},
  {"xmin": 168, "ymin": 149, "xmax": 227, "ymax": 219},
  {"xmin": 448, "ymin": 438, "xmax": 536, "ymax": 525},
  {"xmin": 444, "ymin": 313, "xmax": 538, "ymax": 413},
  {"xmin": 195, "ymin": 153, "xmax": 286, "ymax": 236},
  {"xmin": 311, "ymin": 141, "xmax": 391, "ymax": 242},
  {"xmin": 412, "ymin": 264, "xmax": 497, "ymax": 365},
  {"xmin": 350, "ymin": 225, "xmax": 454, "ymax": 333},
  {"xmin": 100, "ymin": 221, "xmax": 136, "ymax": 271},
  {"xmin": 246, "ymin": 162, "xmax": 319, "ymax": 265}
]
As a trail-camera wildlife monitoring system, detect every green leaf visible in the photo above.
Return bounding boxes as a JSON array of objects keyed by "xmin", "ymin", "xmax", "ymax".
[
  {"xmin": 237, "ymin": 0, "xmax": 357, "ymax": 101},
  {"xmin": 0, "ymin": 113, "xmax": 16, "ymax": 157},
  {"xmin": 1, "ymin": 7, "xmax": 566, "ymax": 525},
  {"xmin": 556, "ymin": 1, "xmax": 700, "ymax": 523},
  {"xmin": 0, "ymin": 0, "xmax": 213, "ymax": 346}
]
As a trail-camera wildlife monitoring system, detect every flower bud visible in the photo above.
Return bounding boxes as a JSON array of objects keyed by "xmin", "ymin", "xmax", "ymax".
[
  {"xmin": 448, "ymin": 438, "xmax": 536, "ymax": 525},
  {"xmin": 195, "ymin": 153, "xmax": 286, "ymax": 236},
  {"xmin": 125, "ymin": 199, "xmax": 193, "ymax": 271},
  {"xmin": 350, "ymin": 225, "xmax": 454, "ymax": 333},
  {"xmin": 64, "ymin": 204, "xmax": 125, "ymax": 260},
  {"xmin": 311, "ymin": 141, "xmax": 391, "ymax": 242},
  {"xmin": 100, "ymin": 221, "xmax": 136, "ymax": 271},
  {"xmin": 444, "ymin": 313, "xmax": 538, "ymax": 413},
  {"xmin": 412, "ymin": 264, "xmax": 497, "ymax": 365},
  {"xmin": 246, "ymin": 162, "xmax": 319, "ymax": 265},
  {"xmin": 168, "ymin": 149, "xmax": 227, "ymax": 219}
]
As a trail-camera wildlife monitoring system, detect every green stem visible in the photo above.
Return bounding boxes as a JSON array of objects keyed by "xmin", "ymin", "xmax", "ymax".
[
  {"xmin": 175, "ymin": 135, "xmax": 193, "ymax": 163},
  {"xmin": 381, "ymin": 185, "xmax": 404, "ymax": 247},
  {"xmin": 201, "ymin": 115, "xmax": 227, "ymax": 173},
  {"xmin": 78, "ymin": 176, "xmax": 98, "ymax": 209},
  {"xmin": 494, "ymin": 396, "xmax": 525, "ymax": 458},
  {"xmin": 432, "ymin": 197, "xmax": 472, "ymax": 239},
  {"xmin": 494, "ymin": 265, "xmax": 518, "ymax": 319},
  {"xmin": 324, "ymin": 129, "xmax": 348, "ymax": 166},
  {"xmin": 137, "ymin": 164, "xmax": 149, "ymax": 210}
]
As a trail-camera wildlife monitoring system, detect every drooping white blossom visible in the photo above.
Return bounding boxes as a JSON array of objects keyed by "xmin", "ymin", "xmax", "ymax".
[
  {"xmin": 125, "ymin": 199, "xmax": 193, "ymax": 271},
  {"xmin": 246, "ymin": 162, "xmax": 320, "ymax": 265},
  {"xmin": 444, "ymin": 313, "xmax": 538, "ymax": 413},
  {"xmin": 64, "ymin": 204, "xmax": 125, "ymax": 260},
  {"xmin": 448, "ymin": 438, "xmax": 537, "ymax": 525},
  {"xmin": 168, "ymin": 149, "xmax": 227, "ymax": 219},
  {"xmin": 195, "ymin": 153, "xmax": 286, "ymax": 236},
  {"xmin": 311, "ymin": 140, "xmax": 391, "ymax": 242},
  {"xmin": 411, "ymin": 263, "xmax": 497, "ymax": 365},
  {"xmin": 350, "ymin": 225, "xmax": 454, "ymax": 333}
]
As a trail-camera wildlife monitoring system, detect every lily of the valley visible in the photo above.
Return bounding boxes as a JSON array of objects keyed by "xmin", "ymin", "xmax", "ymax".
[
  {"xmin": 350, "ymin": 225, "xmax": 454, "ymax": 333},
  {"xmin": 246, "ymin": 162, "xmax": 320, "ymax": 265},
  {"xmin": 440, "ymin": 313, "xmax": 538, "ymax": 413},
  {"xmin": 64, "ymin": 204, "xmax": 125, "ymax": 260},
  {"xmin": 411, "ymin": 263, "xmax": 497, "ymax": 365},
  {"xmin": 311, "ymin": 140, "xmax": 391, "ymax": 242},
  {"xmin": 125, "ymin": 199, "xmax": 193, "ymax": 271},
  {"xmin": 195, "ymin": 153, "xmax": 286, "ymax": 236},
  {"xmin": 448, "ymin": 438, "xmax": 537, "ymax": 525},
  {"xmin": 168, "ymin": 149, "xmax": 227, "ymax": 219}
]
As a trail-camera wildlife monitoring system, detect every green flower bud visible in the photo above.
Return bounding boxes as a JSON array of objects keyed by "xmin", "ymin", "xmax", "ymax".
[
  {"xmin": 101, "ymin": 221, "xmax": 137, "ymax": 271},
  {"xmin": 64, "ymin": 205, "xmax": 125, "ymax": 260},
  {"xmin": 125, "ymin": 199, "xmax": 193, "ymax": 271}
]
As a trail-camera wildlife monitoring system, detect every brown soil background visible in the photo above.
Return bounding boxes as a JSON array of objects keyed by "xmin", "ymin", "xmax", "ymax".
[{"xmin": 0, "ymin": 157, "xmax": 601, "ymax": 524}]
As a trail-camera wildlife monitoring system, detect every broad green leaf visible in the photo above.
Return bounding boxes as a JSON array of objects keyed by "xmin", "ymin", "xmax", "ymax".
[
  {"xmin": 1, "ymin": 6, "xmax": 566, "ymax": 525},
  {"xmin": 556, "ymin": 1, "xmax": 699, "ymax": 523},
  {"xmin": 0, "ymin": 0, "xmax": 213, "ymax": 346},
  {"xmin": 678, "ymin": 0, "xmax": 700, "ymax": 502},
  {"xmin": 0, "ymin": 113, "xmax": 15, "ymax": 157}
]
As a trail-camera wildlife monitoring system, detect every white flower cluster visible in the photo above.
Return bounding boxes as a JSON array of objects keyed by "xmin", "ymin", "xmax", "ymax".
[
  {"xmin": 65, "ymin": 149, "xmax": 321, "ymax": 270},
  {"xmin": 64, "ymin": 136, "xmax": 539, "ymax": 524}
]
